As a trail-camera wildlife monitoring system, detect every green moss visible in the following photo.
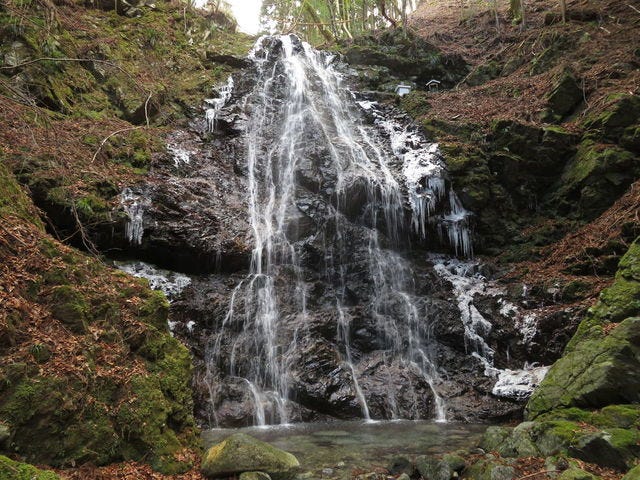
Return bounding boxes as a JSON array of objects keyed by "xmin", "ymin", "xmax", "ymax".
[
  {"xmin": 0, "ymin": 161, "xmax": 43, "ymax": 229},
  {"xmin": 552, "ymin": 140, "xmax": 638, "ymax": 220},
  {"xmin": 28, "ymin": 343, "xmax": 51, "ymax": 364},
  {"xmin": 537, "ymin": 408, "xmax": 593, "ymax": 424},
  {"xmin": 622, "ymin": 465, "xmax": 640, "ymax": 480},
  {"xmin": 75, "ymin": 194, "xmax": 109, "ymax": 219},
  {"xmin": 138, "ymin": 290, "xmax": 170, "ymax": 331},
  {"xmin": 526, "ymin": 241, "xmax": 640, "ymax": 418},
  {"xmin": 50, "ymin": 285, "xmax": 90, "ymax": 333},
  {"xmin": 399, "ymin": 90, "xmax": 431, "ymax": 118},
  {"xmin": 0, "ymin": 455, "xmax": 60, "ymax": 480},
  {"xmin": 0, "ymin": 376, "xmax": 64, "ymax": 426},
  {"xmin": 116, "ymin": 375, "xmax": 188, "ymax": 474},
  {"xmin": 584, "ymin": 95, "xmax": 640, "ymax": 142},
  {"xmin": 596, "ymin": 405, "xmax": 640, "ymax": 429},
  {"xmin": 557, "ymin": 467, "xmax": 599, "ymax": 480}
]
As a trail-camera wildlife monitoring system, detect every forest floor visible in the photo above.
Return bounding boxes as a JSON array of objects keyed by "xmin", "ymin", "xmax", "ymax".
[{"xmin": 411, "ymin": 0, "xmax": 640, "ymax": 126}]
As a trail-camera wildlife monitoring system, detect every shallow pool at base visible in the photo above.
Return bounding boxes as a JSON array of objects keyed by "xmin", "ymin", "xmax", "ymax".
[{"xmin": 202, "ymin": 420, "xmax": 487, "ymax": 475}]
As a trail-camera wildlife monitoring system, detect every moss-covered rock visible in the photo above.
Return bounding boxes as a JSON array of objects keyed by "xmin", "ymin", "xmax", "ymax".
[
  {"xmin": 201, "ymin": 433, "xmax": 300, "ymax": 480},
  {"xmin": 0, "ymin": 455, "xmax": 60, "ymax": 480},
  {"xmin": 0, "ymin": 162, "xmax": 44, "ymax": 229},
  {"xmin": 550, "ymin": 139, "xmax": 638, "ymax": 220},
  {"xmin": 585, "ymin": 95, "xmax": 640, "ymax": 143},
  {"xmin": 622, "ymin": 465, "xmax": 640, "ymax": 480},
  {"xmin": 525, "ymin": 316, "xmax": 640, "ymax": 417},
  {"xmin": 545, "ymin": 69, "xmax": 582, "ymax": 120},
  {"xmin": 240, "ymin": 472, "xmax": 273, "ymax": 480},
  {"xmin": 49, "ymin": 285, "xmax": 90, "ymax": 333},
  {"xmin": 415, "ymin": 456, "xmax": 450, "ymax": 480},
  {"xmin": 557, "ymin": 467, "xmax": 599, "ymax": 480},
  {"xmin": 339, "ymin": 29, "xmax": 468, "ymax": 88},
  {"xmin": 464, "ymin": 60, "xmax": 502, "ymax": 87},
  {"xmin": 507, "ymin": 242, "xmax": 640, "ymax": 468},
  {"xmin": 465, "ymin": 458, "xmax": 515, "ymax": 480},
  {"xmin": 568, "ymin": 429, "xmax": 639, "ymax": 471}
]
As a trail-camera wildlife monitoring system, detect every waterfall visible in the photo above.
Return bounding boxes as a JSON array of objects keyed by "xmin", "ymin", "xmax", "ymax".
[{"xmin": 204, "ymin": 35, "xmax": 473, "ymax": 427}]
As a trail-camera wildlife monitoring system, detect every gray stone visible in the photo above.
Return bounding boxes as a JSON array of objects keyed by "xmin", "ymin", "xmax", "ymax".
[
  {"xmin": 416, "ymin": 456, "xmax": 451, "ymax": 480},
  {"xmin": 480, "ymin": 426, "xmax": 511, "ymax": 452},
  {"xmin": 491, "ymin": 466, "xmax": 515, "ymax": 480},
  {"xmin": 387, "ymin": 455, "xmax": 413, "ymax": 475}
]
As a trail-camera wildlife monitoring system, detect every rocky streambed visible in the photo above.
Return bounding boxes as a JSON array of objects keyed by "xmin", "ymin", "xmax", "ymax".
[{"xmin": 202, "ymin": 421, "xmax": 486, "ymax": 478}]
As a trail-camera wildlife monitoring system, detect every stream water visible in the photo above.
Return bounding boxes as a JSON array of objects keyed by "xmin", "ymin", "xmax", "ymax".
[{"xmin": 202, "ymin": 421, "xmax": 486, "ymax": 475}]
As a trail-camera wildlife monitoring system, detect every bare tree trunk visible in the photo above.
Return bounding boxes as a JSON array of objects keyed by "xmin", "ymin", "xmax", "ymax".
[
  {"xmin": 493, "ymin": 0, "xmax": 500, "ymax": 31},
  {"xmin": 302, "ymin": 2, "xmax": 335, "ymax": 42},
  {"xmin": 560, "ymin": 0, "xmax": 567, "ymax": 23},
  {"xmin": 401, "ymin": 0, "xmax": 408, "ymax": 26},
  {"xmin": 377, "ymin": 0, "xmax": 397, "ymax": 27},
  {"xmin": 520, "ymin": 0, "xmax": 526, "ymax": 29}
]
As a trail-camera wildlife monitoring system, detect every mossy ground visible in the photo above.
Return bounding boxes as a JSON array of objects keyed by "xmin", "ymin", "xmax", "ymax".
[
  {"xmin": 0, "ymin": 0, "xmax": 254, "ymax": 474},
  {"xmin": 0, "ymin": 197, "xmax": 198, "ymax": 473},
  {"xmin": 0, "ymin": 0, "xmax": 254, "ymax": 245}
]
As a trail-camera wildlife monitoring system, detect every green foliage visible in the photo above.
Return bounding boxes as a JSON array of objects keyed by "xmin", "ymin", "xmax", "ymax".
[{"xmin": 0, "ymin": 455, "xmax": 60, "ymax": 480}]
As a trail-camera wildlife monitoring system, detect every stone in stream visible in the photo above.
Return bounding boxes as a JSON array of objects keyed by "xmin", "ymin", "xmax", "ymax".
[
  {"xmin": 201, "ymin": 433, "xmax": 300, "ymax": 479},
  {"xmin": 416, "ymin": 456, "xmax": 452, "ymax": 480}
]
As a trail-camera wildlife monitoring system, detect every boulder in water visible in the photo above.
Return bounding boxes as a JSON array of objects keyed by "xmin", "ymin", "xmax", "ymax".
[{"xmin": 201, "ymin": 433, "xmax": 300, "ymax": 479}]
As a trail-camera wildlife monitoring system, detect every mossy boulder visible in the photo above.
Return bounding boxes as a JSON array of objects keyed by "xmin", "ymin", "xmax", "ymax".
[
  {"xmin": 526, "ymin": 317, "xmax": 640, "ymax": 417},
  {"xmin": 545, "ymin": 69, "xmax": 583, "ymax": 120},
  {"xmin": 526, "ymin": 241, "xmax": 640, "ymax": 418},
  {"xmin": 623, "ymin": 465, "xmax": 640, "ymax": 480},
  {"xmin": 550, "ymin": 139, "xmax": 638, "ymax": 220},
  {"xmin": 240, "ymin": 473, "xmax": 272, "ymax": 480},
  {"xmin": 480, "ymin": 426, "xmax": 512, "ymax": 452},
  {"xmin": 50, "ymin": 285, "xmax": 90, "ymax": 333},
  {"xmin": 585, "ymin": 95, "xmax": 640, "ymax": 143},
  {"xmin": 340, "ymin": 29, "xmax": 468, "ymax": 88},
  {"xmin": 0, "ymin": 423, "xmax": 9, "ymax": 446},
  {"xmin": 465, "ymin": 459, "xmax": 515, "ymax": 480},
  {"xmin": 201, "ymin": 433, "xmax": 300, "ymax": 480},
  {"xmin": 0, "ymin": 455, "xmax": 60, "ymax": 480},
  {"xmin": 415, "ymin": 456, "xmax": 450, "ymax": 480},
  {"xmin": 557, "ymin": 467, "xmax": 599, "ymax": 480},
  {"xmin": 479, "ymin": 418, "xmax": 639, "ymax": 470},
  {"xmin": 464, "ymin": 60, "xmax": 502, "ymax": 87},
  {"xmin": 568, "ymin": 429, "xmax": 640, "ymax": 471}
]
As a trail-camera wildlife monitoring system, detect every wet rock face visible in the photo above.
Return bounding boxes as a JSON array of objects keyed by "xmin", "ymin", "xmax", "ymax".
[
  {"xmin": 123, "ymin": 35, "xmax": 580, "ymax": 427},
  {"xmin": 107, "ymin": 102, "xmax": 252, "ymax": 274}
]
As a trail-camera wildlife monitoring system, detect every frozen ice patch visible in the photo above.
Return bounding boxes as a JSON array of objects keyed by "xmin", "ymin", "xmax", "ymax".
[
  {"xmin": 492, "ymin": 365, "xmax": 550, "ymax": 401},
  {"xmin": 115, "ymin": 260, "xmax": 191, "ymax": 302}
]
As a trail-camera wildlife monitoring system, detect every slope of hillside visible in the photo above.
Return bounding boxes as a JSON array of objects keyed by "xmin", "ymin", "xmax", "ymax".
[{"xmin": 0, "ymin": 0, "xmax": 253, "ymax": 477}]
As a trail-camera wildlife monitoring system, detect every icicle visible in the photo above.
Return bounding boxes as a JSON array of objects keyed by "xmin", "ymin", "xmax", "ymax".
[{"xmin": 205, "ymin": 75, "xmax": 234, "ymax": 133}]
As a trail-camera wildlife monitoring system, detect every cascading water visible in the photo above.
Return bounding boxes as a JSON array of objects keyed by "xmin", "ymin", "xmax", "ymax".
[{"xmin": 203, "ymin": 35, "xmax": 473, "ymax": 427}]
